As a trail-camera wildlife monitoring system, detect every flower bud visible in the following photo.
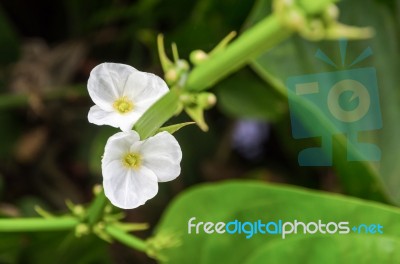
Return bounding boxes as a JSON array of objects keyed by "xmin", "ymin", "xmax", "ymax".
[
  {"xmin": 285, "ymin": 8, "xmax": 306, "ymax": 30},
  {"xmin": 190, "ymin": 50, "xmax": 208, "ymax": 65},
  {"xmin": 164, "ymin": 68, "xmax": 179, "ymax": 85},
  {"xmin": 177, "ymin": 59, "xmax": 190, "ymax": 71},
  {"xmin": 75, "ymin": 223, "xmax": 90, "ymax": 237},
  {"xmin": 197, "ymin": 92, "xmax": 217, "ymax": 109},
  {"xmin": 93, "ymin": 184, "xmax": 103, "ymax": 195},
  {"xmin": 325, "ymin": 4, "xmax": 339, "ymax": 21}
]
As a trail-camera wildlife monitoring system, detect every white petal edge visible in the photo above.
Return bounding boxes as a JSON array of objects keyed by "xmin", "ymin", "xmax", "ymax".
[
  {"xmin": 124, "ymin": 71, "xmax": 169, "ymax": 104},
  {"xmin": 140, "ymin": 131, "xmax": 182, "ymax": 182},
  {"xmin": 88, "ymin": 105, "xmax": 121, "ymax": 128},
  {"xmin": 118, "ymin": 111, "xmax": 142, "ymax": 132},
  {"xmin": 87, "ymin": 63, "xmax": 137, "ymax": 111},
  {"xmin": 102, "ymin": 160, "xmax": 158, "ymax": 209},
  {"xmin": 88, "ymin": 105, "xmax": 141, "ymax": 132},
  {"xmin": 88, "ymin": 105, "xmax": 119, "ymax": 127}
]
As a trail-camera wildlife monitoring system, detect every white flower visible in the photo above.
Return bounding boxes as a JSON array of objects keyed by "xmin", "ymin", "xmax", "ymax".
[
  {"xmin": 87, "ymin": 63, "xmax": 169, "ymax": 131},
  {"xmin": 102, "ymin": 130, "xmax": 182, "ymax": 209}
]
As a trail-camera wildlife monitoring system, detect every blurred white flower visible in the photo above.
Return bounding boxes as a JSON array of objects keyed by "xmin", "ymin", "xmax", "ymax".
[
  {"xmin": 102, "ymin": 130, "xmax": 182, "ymax": 209},
  {"xmin": 87, "ymin": 63, "xmax": 168, "ymax": 131}
]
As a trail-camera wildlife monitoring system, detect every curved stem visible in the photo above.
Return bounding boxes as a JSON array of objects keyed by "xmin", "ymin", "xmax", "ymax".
[
  {"xmin": 86, "ymin": 191, "xmax": 108, "ymax": 226},
  {"xmin": 105, "ymin": 224, "xmax": 147, "ymax": 252},
  {"xmin": 0, "ymin": 217, "xmax": 78, "ymax": 232},
  {"xmin": 134, "ymin": 15, "xmax": 293, "ymax": 135},
  {"xmin": 185, "ymin": 14, "xmax": 291, "ymax": 92}
]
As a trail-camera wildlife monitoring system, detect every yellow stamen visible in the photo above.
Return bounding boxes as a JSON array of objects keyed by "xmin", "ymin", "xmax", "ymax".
[
  {"xmin": 113, "ymin": 96, "xmax": 134, "ymax": 114},
  {"xmin": 123, "ymin": 153, "xmax": 142, "ymax": 169}
]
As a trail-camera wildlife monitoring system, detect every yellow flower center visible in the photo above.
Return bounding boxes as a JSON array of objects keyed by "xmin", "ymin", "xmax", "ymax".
[
  {"xmin": 113, "ymin": 96, "xmax": 134, "ymax": 114},
  {"xmin": 123, "ymin": 153, "xmax": 142, "ymax": 169}
]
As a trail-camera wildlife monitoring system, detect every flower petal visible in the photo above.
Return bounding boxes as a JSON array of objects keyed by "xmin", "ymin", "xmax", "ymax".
[
  {"xmin": 124, "ymin": 71, "xmax": 168, "ymax": 109},
  {"xmin": 118, "ymin": 111, "xmax": 142, "ymax": 132},
  {"xmin": 140, "ymin": 131, "xmax": 182, "ymax": 182},
  {"xmin": 102, "ymin": 131, "xmax": 141, "ymax": 165},
  {"xmin": 88, "ymin": 63, "xmax": 137, "ymax": 110},
  {"xmin": 88, "ymin": 105, "xmax": 120, "ymax": 128},
  {"xmin": 102, "ymin": 160, "xmax": 158, "ymax": 209},
  {"xmin": 88, "ymin": 105, "xmax": 141, "ymax": 132}
]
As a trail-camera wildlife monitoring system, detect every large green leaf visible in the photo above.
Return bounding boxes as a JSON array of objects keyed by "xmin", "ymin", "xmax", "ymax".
[
  {"xmin": 155, "ymin": 181, "xmax": 400, "ymax": 263},
  {"xmin": 245, "ymin": 235, "xmax": 400, "ymax": 264},
  {"xmin": 247, "ymin": 0, "xmax": 400, "ymax": 203}
]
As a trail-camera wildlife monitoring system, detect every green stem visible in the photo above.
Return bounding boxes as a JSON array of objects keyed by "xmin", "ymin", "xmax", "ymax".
[
  {"xmin": 86, "ymin": 191, "xmax": 108, "ymax": 226},
  {"xmin": 134, "ymin": 89, "xmax": 180, "ymax": 139},
  {"xmin": 0, "ymin": 217, "xmax": 78, "ymax": 232},
  {"xmin": 298, "ymin": 0, "xmax": 335, "ymax": 15},
  {"xmin": 134, "ymin": 15, "xmax": 293, "ymax": 135},
  {"xmin": 105, "ymin": 224, "xmax": 147, "ymax": 252},
  {"xmin": 185, "ymin": 14, "xmax": 291, "ymax": 92}
]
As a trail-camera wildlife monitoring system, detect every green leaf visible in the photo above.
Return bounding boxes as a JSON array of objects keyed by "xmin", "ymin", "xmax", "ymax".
[
  {"xmin": 157, "ymin": 122, "xmax": 195, "ymax": 134},
  {"xmin": 134, "ymin": 90, "xmax": 180, "ymax": 139},
  {"xmin": 155, "ymin": 181, "xmax": 400, "ymax": 264},
  {"xmin": 247, "ymin": 0, "xmax": 400, "ymax": 203},
  {"xmin": 245, "ymin": 235, "xmax": 400, "ymax": 264}
]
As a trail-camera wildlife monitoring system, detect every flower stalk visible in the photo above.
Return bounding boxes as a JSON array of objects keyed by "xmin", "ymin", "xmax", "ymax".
[
  {"xmin": 0, "ymin": 217, "xmax": 78, "ymax": 232},
  {"xmin": 186, "ymin": 14, "xmax": 290, "ymax": 92},
  {"xmin": 105, "ymin": 224, "xmax": 147, "ymax": 252},
  {"xmin": 86, "ymin": 188, "xmax": 109, "ymax": 226}
]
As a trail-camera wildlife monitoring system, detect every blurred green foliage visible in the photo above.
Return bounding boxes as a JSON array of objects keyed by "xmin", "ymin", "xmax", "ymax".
[{"xmin": 249, "ymin": 0, "xmax": 400, "ymax": 203}]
